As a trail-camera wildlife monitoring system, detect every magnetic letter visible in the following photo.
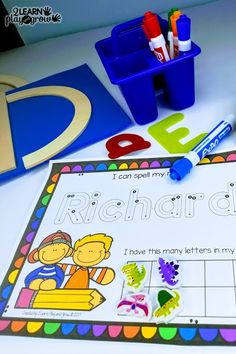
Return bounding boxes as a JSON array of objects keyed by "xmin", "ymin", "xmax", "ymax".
[
  {"xmin": 106, "ymin": 133, "xmax": 151, "ymax": 159},
  {"xmin": 148, "ymin": 113, "xmax": 207, "ymax": 154}
]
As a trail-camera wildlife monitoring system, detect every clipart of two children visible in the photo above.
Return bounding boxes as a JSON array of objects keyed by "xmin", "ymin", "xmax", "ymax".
[{"xmin": 24, "ymin": 231, "xmax": 115, "ymax": 291}]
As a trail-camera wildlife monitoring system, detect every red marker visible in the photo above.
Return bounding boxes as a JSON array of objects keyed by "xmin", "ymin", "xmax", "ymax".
[
  {"xmin": 142, "ymin": 23, "xmax": 154, "ymax": 52},
  {"xmin": 142, "ymin": 11, "xmax": 170, "ymax": 63}
]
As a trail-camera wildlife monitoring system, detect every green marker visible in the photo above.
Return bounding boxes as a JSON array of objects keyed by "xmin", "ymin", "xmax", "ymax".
[
  {"xmin": 168, "ymin": 8, "xmax": 179, "ymax": 59},
  {"xmin": 168, "ymin": 7, "xmax": 179, "ymax": 27}
]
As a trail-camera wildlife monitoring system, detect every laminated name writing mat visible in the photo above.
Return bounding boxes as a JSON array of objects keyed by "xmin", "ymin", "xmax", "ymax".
[{"xmin": 1, "ymin": 151, "xmax": 236, "ymax": 345}]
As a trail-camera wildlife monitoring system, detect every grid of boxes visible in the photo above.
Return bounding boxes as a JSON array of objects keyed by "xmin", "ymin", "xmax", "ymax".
[{"xmin": 121, "ymin": 259, "xmax": 236, "ymax": 318}]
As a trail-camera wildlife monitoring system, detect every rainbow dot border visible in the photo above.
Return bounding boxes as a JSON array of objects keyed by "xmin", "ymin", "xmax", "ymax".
[{"xmin": 1, "ymin": 151, "xmax": 236, "ymax": 345}]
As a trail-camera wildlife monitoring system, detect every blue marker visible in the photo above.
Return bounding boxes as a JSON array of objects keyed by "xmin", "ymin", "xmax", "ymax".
[
  {"xmin": 170, "ymin": 114, "xmax": 236, "ymax": 181},
  {"xmin": 176, "ymin": 15, "xmax": 191, "ymax": 53}
]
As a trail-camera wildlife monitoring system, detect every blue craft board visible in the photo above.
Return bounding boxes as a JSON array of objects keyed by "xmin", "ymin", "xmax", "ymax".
[{"xmin": 0, "ymin": 64, "xmax": 132, "ymax": 183}]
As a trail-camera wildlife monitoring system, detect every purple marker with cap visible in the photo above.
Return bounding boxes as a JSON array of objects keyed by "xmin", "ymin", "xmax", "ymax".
[{"xmin": 176, "ymin": 15, "xmax": 191, "ymax": 53}]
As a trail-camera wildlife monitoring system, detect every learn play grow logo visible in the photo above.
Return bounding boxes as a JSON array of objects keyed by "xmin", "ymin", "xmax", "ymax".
[{"xmin": 5, "ymin": 6, "xmax": 62, "ymax": 27}]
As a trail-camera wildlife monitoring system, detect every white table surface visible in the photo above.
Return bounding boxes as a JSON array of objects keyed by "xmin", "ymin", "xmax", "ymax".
[{"xmin": 1, "ymin": 0, "xmax": 236, "ymax": 352}]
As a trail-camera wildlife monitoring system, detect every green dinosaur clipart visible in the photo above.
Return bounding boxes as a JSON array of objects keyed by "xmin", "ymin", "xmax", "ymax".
[{"xmin": 121, "ymin": 263, "xmax": 146, "ymax": 289}]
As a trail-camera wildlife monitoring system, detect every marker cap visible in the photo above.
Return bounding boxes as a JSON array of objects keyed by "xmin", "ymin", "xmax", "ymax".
[
  {"xmin": 170, "ymin": 11, "xmax": 182, "ymax": 36},
  {"xmin": 143, "ymin": 11, "xmax": 161, "ymax": 38},
  {"xmin": 168, "ymin": 8, "xmax": 179, "ymax": 30},
  {"xmin": 170, "ymin": 7, "xmax": 179, "ymax": 12},
  {"xmin": 176, "ymin": 15, "xmax": 191, "ymax": 41},
  {"xmin": 142, "ymin": 23, "xmax": 150, "ymax": 40},
  {"xmin": 169, "ymin": 158, "xmax": 192, "ymax": 181},
  {"xmin": 225, "ymin": 113, "xmax": 236, "ymax": 128}
]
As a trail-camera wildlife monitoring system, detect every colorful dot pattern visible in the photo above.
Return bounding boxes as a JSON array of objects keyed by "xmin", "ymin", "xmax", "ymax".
[{"xmin": 1, "ymin": 152, "xmax": 236, "ymax": 344}]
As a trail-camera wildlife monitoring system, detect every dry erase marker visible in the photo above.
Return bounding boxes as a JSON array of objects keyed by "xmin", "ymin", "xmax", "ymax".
[
  {"xmin": 143, "ymin": 11, "xmax": 170, "ymax": 63},
  {"xmin": 142, "ymin": 12, "xmax": 154, "ymax": 52},
  {"xmin": 176, "ymin": 15, "xmax": 191, "ymax": 54},
  {"xmin": 170, "ymin": 10, "xmax": 182, "ymax": 57},
  {"xmin": 142, "ymin": 22, "xmax": 154, "ymax": 52},
  {"xmin": 167, "ymin": 8, "xmax": 178, "ymax": 59},
  {"xmin": 170, "ymin": 114, "xmax": 236, "ymax": 181}
]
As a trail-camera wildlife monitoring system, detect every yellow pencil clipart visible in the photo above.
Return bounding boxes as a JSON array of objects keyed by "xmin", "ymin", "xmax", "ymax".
[{"xmin": 16, "ymin": 288, "xmax": 105, "ymax": 311}]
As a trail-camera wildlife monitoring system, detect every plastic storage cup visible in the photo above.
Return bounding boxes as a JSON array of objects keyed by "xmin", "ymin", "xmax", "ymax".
[{"xmin": 95, "ymin": 15, "xmax": 201, "ymax": 125}]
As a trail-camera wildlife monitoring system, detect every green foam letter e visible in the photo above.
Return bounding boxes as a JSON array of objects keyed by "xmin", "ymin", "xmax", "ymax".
[{"xmin": 148, "ymin": 113, "xmax": 207, "ymax": 154}]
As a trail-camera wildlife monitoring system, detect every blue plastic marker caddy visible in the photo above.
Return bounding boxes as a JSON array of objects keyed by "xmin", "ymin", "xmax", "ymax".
[
  {"xmin": 95, "ymin": 15, "xmax": 201, "ymax": 125},
  {"xmin": 169, "ymin": 114, "xmax": 236, "ymax": 181},
  {"xmin": 176, "ymin": 15, "xmax": 191, "ymax": 54}
]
